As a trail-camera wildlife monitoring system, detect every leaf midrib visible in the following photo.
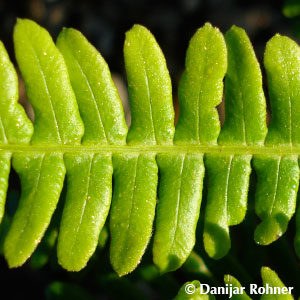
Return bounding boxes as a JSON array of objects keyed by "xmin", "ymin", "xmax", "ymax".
[
  {"xmin": 66, "ymin": 47, "xmax": 108, "ymax": 142},
  {"xmin": 69, "ymin": 153, "xmax": 94, "ymax": 261},
  {"xmin": 24, "ymin": 30, "xmax": 62, "ymax": 143},
  {"xmin": 169, "ymin": 154, "xmax": 185, "ymax": 253},
  {"xmin": 139, "ymin": 40, "xmax": 157, "ymax": 144},
  {"xmin": 14, "ymin": 153, "xmax": 45, "ymax": 252},
  {"xmin": 1, "ymin": 144, "xmax": 300, "ymax": 155}
]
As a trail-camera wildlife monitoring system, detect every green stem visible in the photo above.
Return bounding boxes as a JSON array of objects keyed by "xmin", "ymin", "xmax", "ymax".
[{"xmin": 0, "ymin": 144, "xmax": 300, "ymax": 155}]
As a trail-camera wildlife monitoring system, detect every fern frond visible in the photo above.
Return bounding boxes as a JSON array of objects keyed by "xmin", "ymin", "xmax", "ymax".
[{"xmin": 0, "ymin": 18, "xmax": 299, "ymax": 277}]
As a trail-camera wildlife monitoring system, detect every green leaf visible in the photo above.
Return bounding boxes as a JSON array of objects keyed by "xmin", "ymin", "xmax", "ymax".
[
  {"xmin": 174, "ymin": 23, "xmax": 227, "ymax": 144},
  {"xmin": 219, "ymin": 25, "xmax": 267, "ymax": 146},
  {"xmin": 0, "ymin": 214, "xmax": 11, "ymax": 255},
  {"xmin": 4, "ymin": 18, "xmax": 82, "ymax": 267},
  {"xmin": 124, "ymin": 24, "xmax": 174, "ymax": 145},
  {"xmin": 110, "ymin": 153, "xmax": 158, "ymax": 276},
  {"xmin": 0, "ymin": 41, "xmax": 33, "ymax": 223},
  {"xmin": 224, "ymin": 275, "xmax": 252, "ymax": 300},
  {"xmin": 13, "ymin": 18, "xmax": 84, "ymax": 145},
  {"xmin": 204, "ymin": 26, "xmax": 265, "ymax": 259},
  {"xmin": 261, "ymin": 267, "xmax": 294, "ymax": 299},
  {"xmin": 204, "ymin": 154, "xmax": 251, "ymax": 258},
  {"xmin": 0, "ymin": 152, "xmax": 12, "ymax": 223},
  {"xmin": 55, "ymin": 27, "xmax": 127, "ymax": 271},
  {"xmin": 153, "ymin": 153, "xmax": 204, "ymax": 273},
  {"xmin": 254, "ymin": 155, "xmax": 299, "ymax": 245},
  {"xmin": 264, "ymin": 34, "xmax": 300, "ymax": 146},
  {"xmin": 109, "ymin": 24, "xmax": 176, "ymax": 276},
  {"xmin": 253, "ymin": 34, "xmax": 300, "ymax": 245},
  {"xmin": 0, "ymin": 41, "xmax": 33, "ymax": 144},
  {"xmin": 4, "ymin": 152, "xmax": 65, "ymax": 267},
  {"xmin": 161, "ymin": 23, "xmax": 226, "ymax": 266},
  {"xmin": 1, "ymin": 18, "xmax": 300, "ymax": 281},
  {"xmin": 56, "ymin": 27, "xmax": 127, "ymax": 145},
  {"xmin": 57, "ymin": 153, "xmax": 112, "ymax": 271}
]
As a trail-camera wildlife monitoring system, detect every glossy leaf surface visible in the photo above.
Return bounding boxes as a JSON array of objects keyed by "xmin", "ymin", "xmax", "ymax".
[
  {"xmin": 110, "ymin": 153, "xmax": 158, "ymax": 276},
  {"xmin": 254, "ymin": 155, "xmax": 299, "ymax": 245},
  {"xmin": 57, "ymin": 27, "xmax": 127, "ymax": 145},
  {"xmin": 204, "ymin": 26, "xmax": 266, "ymax": 259},
  {"xmin": 5, "ymin": 19, "xmax": 80, "ymax": 267},
  {"xmin": 219, "ymin": 25, "xmax": 267, "ymax": 146},
  {"xmin": 174, "ymin": 23, "xmax": 227, "ymax": 144},
  {"xmin": 264, "ymin": 34, "xmax": 300, "ymax": 146},
  {"xmin": 204, "ymin": 154, "xmax": 251, "ymax": 259},
  {"xmin": 253, "ymin": 34, "xmax": 300, "ymax": 245},
  {"xmin": 0, "ymin": 18, "xmax": 300, "ymax": 283},
  {"xmin": 0, "ymin": 41, "xmax": 33, "ymax": 224},
  {"xmin": 153, "ymin": 153, "xmax": 204, "ymax": 273},
  {"xmin": 124, "ymin": 24, "xmax": 174, "ymax": 145},
  {"xmin": 13, "ymin": 18, "xmax": 84, "ymax": 145},
  {"xmin": 0, "ymin": 41, "xmax": 33, "ymax": 144},
  {"xmin": 56, "ymin": 27, "xmax": 128, "ymax": 271},
  {"xmin": 0, "ymin": 152, "xmax": 11, "ymax": 223},
  {"xmin": 224, "ymin": 275, "xmax": 252, "ymax": 300},
  {"xmin": 57, "ymin": 153, "xmax": 112, "ymax": 271},
  {"xmin": 4, "ymin": 152, "xmax": 65, "ymax": 267},
  {"xmin": 261, "ymin": 267, "xmax": 294, "ymax": 300}
]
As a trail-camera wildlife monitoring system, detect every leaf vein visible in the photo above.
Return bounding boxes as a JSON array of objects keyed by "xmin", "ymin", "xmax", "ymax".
[
  {"xmin": 24, "ymin": 31, "xmax": 62, "ymax": 143},
  {"xmin": 169, "ymin": 154, "xmax": 185, "ymax": 253},
  {"xmin": 69, "ymin": 153, "xmax": 94, "ymax": 259},
  {"xmin": 69, "ymin": 52, "xmax": 108, "ymax": 142}
]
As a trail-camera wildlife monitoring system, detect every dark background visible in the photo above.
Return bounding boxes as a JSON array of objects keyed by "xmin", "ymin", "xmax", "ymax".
[{"xmin": 0, "ymin": 0, "xmax": 299, "ymax": 299}]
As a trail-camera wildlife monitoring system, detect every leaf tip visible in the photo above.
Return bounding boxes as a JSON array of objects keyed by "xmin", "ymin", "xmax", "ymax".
[
  {"xmin": 254, "ymin": 216, "xmax": 287, "ymax": 245},
  {"xmin": 125, "ymin": 23, "xmax": 151, "ymax": 41},
  {"xmin": 203, "ymin": 226, "xmax": 231, "ymax": 259},
  {"xmin": 14, "ymin": 17, "xmax": 37, "ymax": 30},
  {"xmin": 57, "ymin": 257, "xmax": 87, "ymax": 273},
  {"xmin": 4, "ymin": 249, "xmax": 27, "ymax": 269},
  {"xmin": 224, "ymin": 274, "xmax": 231, "ymax": 283},
  {"xmin": 115, "ymin": 268, "xmax": 130, "ymax": 278},
  {"xmin": 261, "ymin": 266, "xmax": 271, "ymax": 276},
  {"xmin": 227, "ymin": 24, "xmax": 244, "ymax": 35},
  {"xmin": 203, "ymin": 22, "xmax": 213, "ymax": 28}
]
